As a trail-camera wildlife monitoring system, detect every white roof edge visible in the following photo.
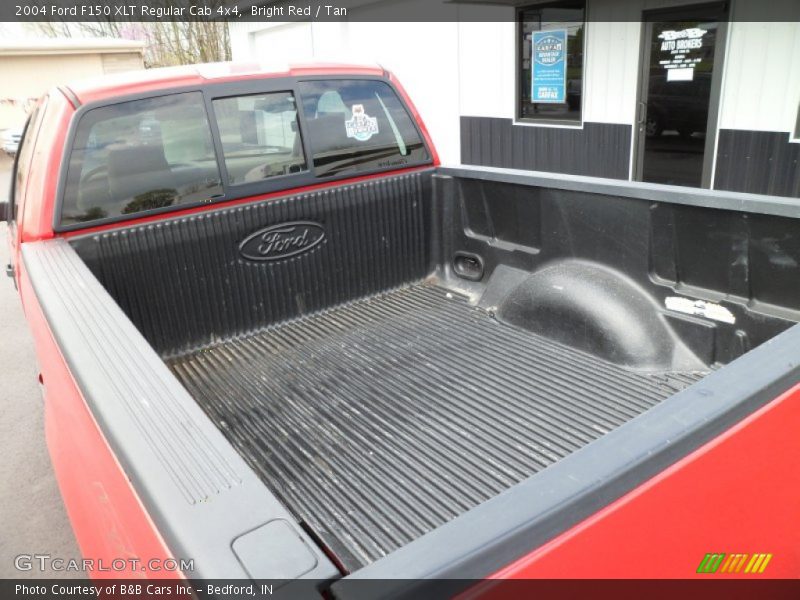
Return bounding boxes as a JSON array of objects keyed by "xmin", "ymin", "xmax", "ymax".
[{"xmin": 0, "ymin": 38, "xmax": 145, "ymax": 56}]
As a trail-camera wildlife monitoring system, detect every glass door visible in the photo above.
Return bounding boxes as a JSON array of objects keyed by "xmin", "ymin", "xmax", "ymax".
[{"xmin": 635, "ymin": 3, "xmax": 728, "ymax": 187}]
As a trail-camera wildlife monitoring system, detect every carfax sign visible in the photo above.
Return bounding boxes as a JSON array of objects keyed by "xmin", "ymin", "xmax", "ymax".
[{"xmin": 532, "ymin": 29, "xmax": 567, "ymax": 103}]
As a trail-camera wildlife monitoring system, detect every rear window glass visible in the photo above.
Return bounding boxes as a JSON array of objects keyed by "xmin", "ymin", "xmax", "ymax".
[
  {"xmin": 298, "ymin": 80, "xmax": 428, "ymax": 177},
  {"xmin": 213, "ymin": 92, "xmax": 306, "ymax": 185},
  {"xmin": 61, "ymin": 92, "xmax": 222, "ymax": 226}
]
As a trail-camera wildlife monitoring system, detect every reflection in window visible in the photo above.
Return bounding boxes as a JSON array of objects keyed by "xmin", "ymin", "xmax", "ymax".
[
  {"xmin": 11, "ymin": 105, "xmax": 41, "ymax": 223},
  {"xmin": 518, "ymin": 1, "xmax": 585, "ymax": 122},
  {"xmin": 213, "ymin": 92, "xmax": 307, "ymax": 185},
  {"xmin": 795, "ymin": 102, "xmax": 800, "ymax": 139},
  {"xmin": 61, "ymin": 92, "xmax": 222, "ymax": 226}
]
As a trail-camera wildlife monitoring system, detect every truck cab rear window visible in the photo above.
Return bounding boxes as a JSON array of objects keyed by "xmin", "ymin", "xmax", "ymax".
[
  {"xmin": 61, "ymin": 92, "xmax": 222, "ymax": 226},
  {"xmin": 213, "ymin": 92, "xmax": 307, "ymax": 185},
  {"xmin": 298, "ymin": 80, "xmax": 428, "ymax": 177}
]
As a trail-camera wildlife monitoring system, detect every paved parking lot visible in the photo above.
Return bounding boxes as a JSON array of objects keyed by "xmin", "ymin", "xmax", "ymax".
[{"xmin": 0, "ymin": 156, "xmax": 81, "ymax": 578}]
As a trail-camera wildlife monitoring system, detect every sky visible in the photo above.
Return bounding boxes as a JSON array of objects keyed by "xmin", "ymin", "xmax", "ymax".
[{"xmin": 0, "ymin": 22, "xmax": 34, "ymax": 40}]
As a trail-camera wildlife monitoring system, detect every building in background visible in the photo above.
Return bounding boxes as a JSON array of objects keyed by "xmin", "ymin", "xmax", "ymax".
[
  {"xmin": 230, "ymin": 0, "xmax": 800, "ymax": 198},
  {"xmin": 0, "ymin": 38, "xmax": 145, "ymax": 130}
]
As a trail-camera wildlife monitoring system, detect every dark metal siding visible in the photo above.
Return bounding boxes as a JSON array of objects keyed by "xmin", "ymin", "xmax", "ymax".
[
  {"xmin": 460, "ymin": 117, "xmax": 631, "ymax": 179},
  {"xmin": 715, "ymin": 129, "xmax": 800, "ymax": 198}
]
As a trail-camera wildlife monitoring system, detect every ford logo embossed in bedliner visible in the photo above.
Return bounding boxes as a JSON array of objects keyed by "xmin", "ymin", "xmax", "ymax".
[{"xmin": 239, "ymin": 221, "xmax": 326, "ymax": 261}]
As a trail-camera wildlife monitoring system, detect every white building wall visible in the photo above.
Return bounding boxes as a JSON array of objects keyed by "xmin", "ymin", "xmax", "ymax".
[
  {"xmin": 230, "ymin": 0, "xmax": 800, "ymax": 166},
  {"xmin": 457, "ymin": 20, "xmax": 515, "ymax": 120},
  {"xmin": 718, "ymin": 4, "xmax": 800, "ymax": 134},
  {"xmin": 340, "ymin": 19, "xmax": 461, "ymax": 162},
  {"xmin": 581, "ymin": 20, "xmax": 641, "ymax": 125},
  {"xmin": 253, "ymin": 22, "xmax": 316, "ymax": 61}
]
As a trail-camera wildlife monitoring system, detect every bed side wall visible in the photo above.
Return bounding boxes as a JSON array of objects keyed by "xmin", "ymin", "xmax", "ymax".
[{"xmin": 434, "ymin": 174, "xmax": 800, "ymax": 369}]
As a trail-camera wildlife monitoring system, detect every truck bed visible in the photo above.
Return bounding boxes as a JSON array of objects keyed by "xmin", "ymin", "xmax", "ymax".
[
  {"xmin": 66, "ymin": 168, "xmax": 799, "ymax": 579},
  {"xmin": 167, "ymin": 282, "xmax": 706, "ymax": 571},
  {"xmin": 18, "ymin": 64, "xmax": 800, "ymax": 587}
]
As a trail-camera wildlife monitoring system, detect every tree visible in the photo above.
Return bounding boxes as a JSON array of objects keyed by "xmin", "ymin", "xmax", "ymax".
[{"xmin": 30, "ymin": 2, "xmax": 230, "ymax": 68}]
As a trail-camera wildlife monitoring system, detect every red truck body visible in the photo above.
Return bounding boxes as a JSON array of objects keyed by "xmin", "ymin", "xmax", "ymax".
[{"xmin": 5, "ymin": 63, "xmax": 799, "ymax": 594}]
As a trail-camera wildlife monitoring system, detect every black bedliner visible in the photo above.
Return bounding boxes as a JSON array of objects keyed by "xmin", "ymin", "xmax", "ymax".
[
  {"xmin": 68, "ymin": 167, "xmax": 800, "ymax": 580},
  {"xmin": 167, "ymin": 283, "xmax": 706, "ymax": 572}
]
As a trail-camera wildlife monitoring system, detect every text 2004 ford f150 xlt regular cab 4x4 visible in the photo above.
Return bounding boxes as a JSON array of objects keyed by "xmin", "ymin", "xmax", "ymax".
[{"xmin": 2, "ymin": 63, "xmax": 799, "ymax": 594}]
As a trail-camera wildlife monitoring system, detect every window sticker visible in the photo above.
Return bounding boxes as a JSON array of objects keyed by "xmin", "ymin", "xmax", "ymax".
[
  {"xmin": 345, "ymin": 104, "xmax": 379, "ymax": 141},
  {"xmin": 532, "ymin": 29, "xmax": 567, "ymax": 103}
]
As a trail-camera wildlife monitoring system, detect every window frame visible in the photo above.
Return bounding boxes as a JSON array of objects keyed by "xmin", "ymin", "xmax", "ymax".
[
  {"xmin": 54, "ymin": 75, "xmax": 433, "ymax": 233},
  {"xmin": 515, "ymin": 0, "xmax": 588, "ymax": 127},
  {"xmin": 210, "ymin": 90, "xmax": 309, "ymax": 188},
  {"xmin": 793, "ymin": 100, "xmax": 800, "ymax": 142}
]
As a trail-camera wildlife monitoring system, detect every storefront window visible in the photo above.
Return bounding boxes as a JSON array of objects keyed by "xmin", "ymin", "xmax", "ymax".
[{"xmin": 518, "ymin": 1, "xmax": 585, "ymax": 123}]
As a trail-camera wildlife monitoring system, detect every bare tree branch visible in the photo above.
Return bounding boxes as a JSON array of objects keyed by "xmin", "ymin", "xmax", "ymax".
[{"xmin": 31, "ymin": 8, "xmax": 231, "ymax": 69}]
